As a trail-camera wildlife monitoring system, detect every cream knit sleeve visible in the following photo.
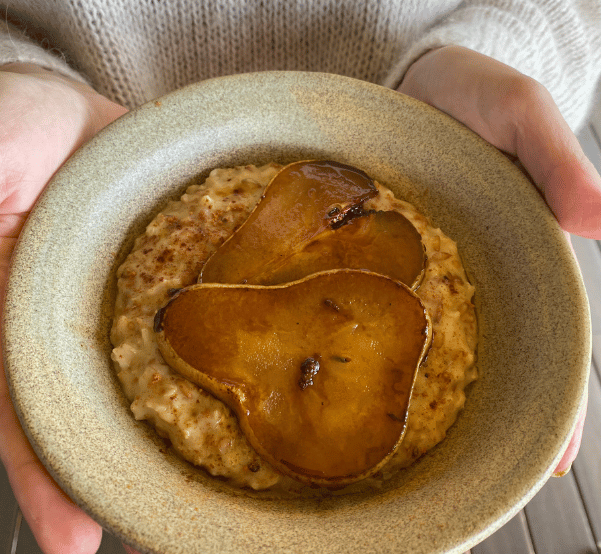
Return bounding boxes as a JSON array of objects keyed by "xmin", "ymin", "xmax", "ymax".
[
  {"xmin": 0, "ymin": 20, "xmax": 87, "ymax": 84},
  {"xmin": 382, "ymin": 0, "xmax": 601, "ymax": 131}
]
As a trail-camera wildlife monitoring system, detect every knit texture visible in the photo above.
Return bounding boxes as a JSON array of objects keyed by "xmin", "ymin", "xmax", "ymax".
[
  {"xmin": 2, "ymin": 0, "xmax": 601, "ymax": 130},
  {"xmin": 384, "ymin": 0, "xmax": 601, "ymax": 131},
  {"xmin": 0, "ymin": 21, "xmax": 87, "ymax": 84}
]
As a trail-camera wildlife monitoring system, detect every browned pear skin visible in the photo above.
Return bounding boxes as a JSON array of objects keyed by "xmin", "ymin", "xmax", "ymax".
[
  {"xmin": 155, "ymin": 270, "xmax": 431, "ymax": 487},
  {"xmin": 199, "ymin": 160, "xmax": 380, "ymax": 285},
  {"xmin": 239, "ymin": 210, "xmax": 426, "ymax": 289}
]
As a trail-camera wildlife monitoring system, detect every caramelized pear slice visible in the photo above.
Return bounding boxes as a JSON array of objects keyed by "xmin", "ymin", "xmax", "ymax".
[
  {"xmin": 233, "ymin": 210, "xmax": 426, "ymax": 289},
  {"xmin": 155, "ymin": 270, "xmax": 431, "ymax": 487},
  {"xmin": 199, "ymin": 160, "xmax": 379, "ymax": 285}
]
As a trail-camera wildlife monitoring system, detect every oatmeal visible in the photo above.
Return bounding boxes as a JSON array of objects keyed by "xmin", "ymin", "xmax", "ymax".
[{"xmin": 110, "ymin": 162, "xmax": 478, "ymax": 490}]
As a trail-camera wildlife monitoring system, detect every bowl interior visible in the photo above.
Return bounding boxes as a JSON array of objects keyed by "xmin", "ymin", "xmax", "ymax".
[{"xmin": 2, "ymin": 72, "xmax": 590, "ymax": 554}]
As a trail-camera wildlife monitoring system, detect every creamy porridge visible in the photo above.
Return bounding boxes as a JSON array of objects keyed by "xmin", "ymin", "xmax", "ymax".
[{"xmin": 110, "ymin": 162, "xmax": 478, "ymax": 491}]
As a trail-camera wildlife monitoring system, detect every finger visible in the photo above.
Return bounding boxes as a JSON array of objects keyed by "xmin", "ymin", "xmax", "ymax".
[
  {"xmin": 538, "ymin": 154, "xmax": 601, "ymax": 239},
  {"xmin": 1, "ymin": 234, "xmax": 102, "ymax": 553},
  {"xmin": 0, "ymin": 360, "xmax": 103, "ymax": 554},
  {"xmin": 553, "ymin": 397, "xmax": 587, "ymax": 477},
  {"xmin": 506, "ymin": 77, "xmax": 601, "ymax": 239}
]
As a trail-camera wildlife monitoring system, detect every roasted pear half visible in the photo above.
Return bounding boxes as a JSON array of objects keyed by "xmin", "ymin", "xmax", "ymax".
[
  {"xmin": 200, "ymin": 160, "xmax": 425, "ymax": 289},
  {"xmin": 155, "ymin": 269, "xmax": 431, "ymax": 487},
  {"xmin": 236, "ymin": 209, "xmax": 426, "ymax": 289}
]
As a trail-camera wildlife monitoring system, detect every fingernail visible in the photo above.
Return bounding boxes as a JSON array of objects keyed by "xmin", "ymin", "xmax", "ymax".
[{"xmin": 552, "ymin": 464, "xmax": 572, "ymax": 477}]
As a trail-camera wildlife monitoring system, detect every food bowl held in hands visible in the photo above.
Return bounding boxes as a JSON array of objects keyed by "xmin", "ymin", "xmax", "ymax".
[{"xmin": 2, "ymin": 72, "xmax": 590, "ymax": 554}]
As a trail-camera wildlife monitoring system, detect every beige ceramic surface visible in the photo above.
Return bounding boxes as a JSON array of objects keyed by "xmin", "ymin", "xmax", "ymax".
[{"xmin": 2, "ymin": 72, "xmax": 591, "ymax": 553}]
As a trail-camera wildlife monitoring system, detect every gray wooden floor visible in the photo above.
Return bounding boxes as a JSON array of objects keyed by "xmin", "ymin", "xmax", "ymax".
[{"xmin": 2, "ymin": 108, "xmax": 601, "ymax": 554}]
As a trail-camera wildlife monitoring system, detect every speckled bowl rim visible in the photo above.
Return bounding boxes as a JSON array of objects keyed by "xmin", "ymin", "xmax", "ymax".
[{"xmin": 2, "ymin": 72, "xmax": 591, "ymax": 554}]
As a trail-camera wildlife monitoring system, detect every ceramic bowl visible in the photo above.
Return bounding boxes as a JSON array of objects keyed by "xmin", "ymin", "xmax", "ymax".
[{"xmin": 3, "ymin": 72, "xmax": 590, "ymax": 553}]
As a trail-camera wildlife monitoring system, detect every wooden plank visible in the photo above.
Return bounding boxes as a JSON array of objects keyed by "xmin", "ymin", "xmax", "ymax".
[
  {"xmin": 472, "ymin": 511, "xmax": 534, "ymax": 554},
  {"xmin": 98, "ymin": 533, "xmax": 128, "ymax": 554},
  {"xmin": 13, "ymin": 517, "xmax": 41, "ymax": 554},
  {"xmin": 524, "ymin": 470, "xmax": 597, "ymax": 553},
  {"xmin": 0, "ymin": 462, "xmax": 20, "ymax": 554},
  {"xmin": 572, "ymin": 358, "xmax": 601, "ymax": 551},
  {"xmin": 571, "ymin": 235, "xmax": 601, "ymax": 340},
  {"xmin": 595, "ymin": 333, "xmax": 601, "ymax": 381}
]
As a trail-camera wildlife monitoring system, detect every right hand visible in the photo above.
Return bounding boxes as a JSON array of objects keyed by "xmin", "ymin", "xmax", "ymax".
[
  {"xmin": 0, "ymin": 63, "xmax": 127, "ymax": 554},
  {"xmin": 398, "ymin": 46, "xmax": 601, "ymax": 240},
  {"xmin": 398, "ymin": 46, "xmax": 601, "ymax": 476}
]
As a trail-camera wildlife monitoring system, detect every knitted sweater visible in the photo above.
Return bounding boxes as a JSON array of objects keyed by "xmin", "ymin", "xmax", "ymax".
[{"xmin": 1, "ymin": 0, "xmax": 601, "ymax": 131}]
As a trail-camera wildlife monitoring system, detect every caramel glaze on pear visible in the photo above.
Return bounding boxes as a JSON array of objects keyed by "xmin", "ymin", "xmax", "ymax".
[
  {"xmin": 243, "ymin": 210, "xmax": 426, "ymax": 289},
  {"xmin": 155, "ymin": 270, "xmax": 431, "ymax": 488},
  {"xmin": 199, "ymin": 160, "xmax": 426, "ymax": 290}
]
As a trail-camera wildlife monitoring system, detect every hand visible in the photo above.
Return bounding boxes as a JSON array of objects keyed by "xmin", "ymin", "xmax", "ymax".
[
  {"xmin": 0, "ymin": 63, "xmax": 127, "ymax": 554},
  {"xmin": 398, "ymin": 45, "xmax": 601, "ymax": 240},
  {"xmin": 398, "ymin": 45, "xmax": 601, "ymax": 474}
]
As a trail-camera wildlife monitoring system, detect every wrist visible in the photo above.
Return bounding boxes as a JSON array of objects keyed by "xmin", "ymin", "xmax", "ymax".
[
  {"xmin": 397, "ymin": 47, "xmax": 445, "ymax": 96},
  {"xmin": 397, "ymin": 45, "xmax": 474, "ymax": 107}
]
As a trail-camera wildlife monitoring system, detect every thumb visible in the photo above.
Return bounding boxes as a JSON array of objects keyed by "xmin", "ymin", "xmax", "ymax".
[
  {"xmin": 539, "ymin": 154, "xmax": 601, "ymax": 239},
  {"xmin": 399, "ymin": 46, "xmax": 601, "ymax": 239}
]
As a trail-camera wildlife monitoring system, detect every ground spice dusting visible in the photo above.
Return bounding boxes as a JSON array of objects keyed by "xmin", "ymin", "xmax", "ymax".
[{"xmin": 110, "ymin": 162, "xmax": 477, "ymax": 492}]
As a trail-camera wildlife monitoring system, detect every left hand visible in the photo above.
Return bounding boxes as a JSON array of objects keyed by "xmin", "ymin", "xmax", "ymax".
[
  {"xmin": 398, "ymin": 45, "xmax": 601, "ymax": 475},
  {"xmin": 0, "ymin": 62, "xmax": 128, "ymax": 554},
  {"xmin": 398, "ymin": 45, "xmax": 601, "ymax": 240}
]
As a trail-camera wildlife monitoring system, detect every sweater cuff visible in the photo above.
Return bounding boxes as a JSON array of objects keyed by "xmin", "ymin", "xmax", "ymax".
[
  {"xmin": 382, "ymin": 3, "xmax": 599, "ymax": 132},
  {"xmin": 382, "ymin": 11, "xmax": 548, "ymax": 90},
  {"xmin": 0, "ymin": 21, "xmax": 88, "ymax": 85}
]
